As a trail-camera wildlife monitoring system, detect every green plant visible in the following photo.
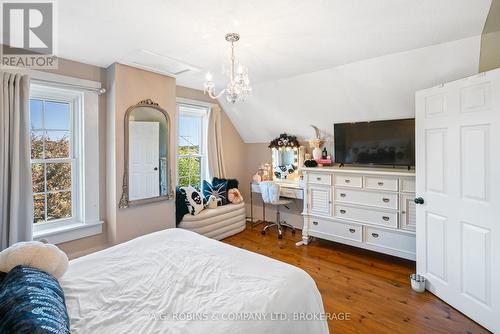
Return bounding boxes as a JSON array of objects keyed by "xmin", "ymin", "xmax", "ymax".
[{"xmin": 178, "ymin": 145, "xmax": 201, "ymax": 188}]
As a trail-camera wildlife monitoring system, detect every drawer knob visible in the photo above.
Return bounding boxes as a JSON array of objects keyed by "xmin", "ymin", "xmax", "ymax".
[
  {"xmin": 345, "ymin": 179, "xmax": 351, "ymax": 183},
  {"xmin": 312, "ymin": 221, "xmax": 319, "ymax": 226},
  {"xmin": 349, "ymin": 228, "xmax": 356, "ymax": 233},
  {"xmin": 382, "ymin": 198, "xmax": 390, "ymax": 203},
  {"xmin": 378, "ymin": 181, "xmax": 384, "ymax": 186},
  {"xmin": 340, "ymin": 193, "xmax": 346, "ymax": 197},
  {"xmin": 382, "ymin": 216, "xmax": 390, "ymax": 221},
  {"xmin": 372, "ymin": 233, "xmax": 380, "ymax": 238},
  {"xmin": 340, "ymin": 209, "xmax": 346, "ymax": 214},
  {"xmin": 316, "ymin": 177, "xmax": 321, "ymax": 181}
]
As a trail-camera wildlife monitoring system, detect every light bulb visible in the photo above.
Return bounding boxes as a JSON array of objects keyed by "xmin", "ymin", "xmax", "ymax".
[{"xmin": 205, "ymin": 72, "xmax": 213, "ymax": 82}]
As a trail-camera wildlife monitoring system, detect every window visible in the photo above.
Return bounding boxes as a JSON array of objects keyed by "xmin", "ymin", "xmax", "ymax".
[
  {"xmin": 29, "ymin": 82, "xmax": 102, "ymax": 244},
  {"xmin": 177, "ymin": 102, "xmax": 209, "ymax": 189},
  {"xmin": 30, "ymin": 94, "xmax": 78, "ymax": 225}
]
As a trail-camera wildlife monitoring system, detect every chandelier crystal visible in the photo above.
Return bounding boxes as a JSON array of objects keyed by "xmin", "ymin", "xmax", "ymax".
[{"xmin": 204, "ymin": 33, "xmax": 251, "ymax": 104}]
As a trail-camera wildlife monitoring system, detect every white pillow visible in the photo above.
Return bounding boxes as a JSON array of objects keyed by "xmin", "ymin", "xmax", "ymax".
[
  {"xmin": 180, "ymin": 186, "xmax": 204, "ymax": 215},
  {"xmin": 0, "ymin": 241, "xmax": 68, "ymax": 279}
]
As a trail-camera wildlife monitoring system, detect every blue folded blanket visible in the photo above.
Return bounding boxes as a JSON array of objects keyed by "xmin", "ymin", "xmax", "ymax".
[{"xmin": 0, "ymin": 265, "xmax": 70, "ymax": 334}]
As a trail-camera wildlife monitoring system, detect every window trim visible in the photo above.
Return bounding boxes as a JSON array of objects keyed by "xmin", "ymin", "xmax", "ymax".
[
  {"xmin": 30, "ymin": 82, "xmax": 102, "ymax": 243},
  {"xmin": 30, "ymin": 86, "xmax": 82, "ymax": 228},
  {"xmin": 176, "ymin": 99, "xmax": 210, "ymax": 189}
]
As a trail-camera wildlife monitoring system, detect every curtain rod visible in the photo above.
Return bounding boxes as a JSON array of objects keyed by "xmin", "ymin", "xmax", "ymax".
[{"xmin": 31, "ymin": 78, "xmax": 106, "ymax": 95}]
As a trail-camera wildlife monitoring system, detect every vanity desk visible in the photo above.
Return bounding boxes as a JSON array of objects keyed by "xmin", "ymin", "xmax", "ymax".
[
  {"xmin": 249, "ymin": 134, "xmax": 306, "ymax": 226},
  {"xmin": 299, "ymin": 166, "xmax": 416, "ymax": 260},
  {"xmin": 249, "ymin": 181, "xmax": 304, "ymax": 226}
]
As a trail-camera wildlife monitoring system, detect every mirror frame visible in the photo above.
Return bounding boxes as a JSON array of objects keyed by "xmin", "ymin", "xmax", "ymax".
[{"xmin": 119, "ymin": 99, "xmax": 174, "ymax": 208}]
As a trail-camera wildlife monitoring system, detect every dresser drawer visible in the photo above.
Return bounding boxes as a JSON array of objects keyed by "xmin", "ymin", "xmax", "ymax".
[
  {"xmin": 309, "ymin": 218, "xmax": 362, "ymax": 242},
  {"xmin": 334, "ymin": 188, "xmax": 398, "ymax": 210},
  {"xmin": 335, "ymin": 205, "xmax": 398, "ymax": 228},
  {"xmin": 334, "ymin": 174, "xmax": 362, "ymax": 188},
  {"xmin": 364, "ymin": 227, "xmax": 416, "ymax": 254},
  {"xmin": 400, "ymin": 178, "xmax": 416, "ymax": 193},
  {"xmin": 364, "ymin": 176, "xmax": 399, "ymax": 191},
  {"xmin": 308, "ymin": 173, "xmax": 332, "ymax": 186},
  {"xmin": 280, "ymin": 187, "xmax": 303, "ymax": 199}
]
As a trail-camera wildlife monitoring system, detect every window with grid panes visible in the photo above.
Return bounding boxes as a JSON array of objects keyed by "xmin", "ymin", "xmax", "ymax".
[
  {"xmin": 30, "ymin": 97, "xmax": 76, "ymax": 224},
  {"xmin": 177, "ymin": 103, "xmax": 208, "ymax": 188}
]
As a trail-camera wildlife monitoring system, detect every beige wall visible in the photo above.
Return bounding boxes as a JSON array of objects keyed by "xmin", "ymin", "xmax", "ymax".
[
  {"xmin": 480, "ymin": 0, "xmax": 500, "ymax": 72},
  {"xmin": 106, "ymin": 64, "xmax": 177, "ymax": 245},
  {"xmin": 480, "ymin": 31, "xmax": 500, "ymax": 72}
]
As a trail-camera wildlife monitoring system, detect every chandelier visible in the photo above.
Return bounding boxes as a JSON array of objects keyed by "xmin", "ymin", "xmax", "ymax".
[{"xmin": 204, "ymin": 33, "xmax": 251, "ymax": 103}]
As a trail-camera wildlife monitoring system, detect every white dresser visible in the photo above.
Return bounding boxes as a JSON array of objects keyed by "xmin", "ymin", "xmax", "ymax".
[{"xmin": 301, "ymin": 167, "xmax": 416, "ymax": 260}]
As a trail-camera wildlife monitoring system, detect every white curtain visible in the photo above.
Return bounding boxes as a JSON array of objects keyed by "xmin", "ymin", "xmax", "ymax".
[
  {"xmin": 0, "ymin": 72, "xmax": 33, "ymax": 250},
  {"xmin": 207, "ymin": 104, "xmax": 226, "ymax": 179}
]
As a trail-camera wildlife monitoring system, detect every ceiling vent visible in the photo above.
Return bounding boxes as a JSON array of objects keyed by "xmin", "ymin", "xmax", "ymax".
[{"xmin": 119, "ymin": 49, "xmax": 200, "ymax": 77}]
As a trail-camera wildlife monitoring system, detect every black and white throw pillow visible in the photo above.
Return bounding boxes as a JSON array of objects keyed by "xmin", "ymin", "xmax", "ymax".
[{"xmin": 180, "ymin": 186, "xmax": 204, "ymax": 215}]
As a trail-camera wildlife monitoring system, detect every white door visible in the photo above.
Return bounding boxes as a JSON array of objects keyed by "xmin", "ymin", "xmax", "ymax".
[
  {"xmin": 416, "ymin": 69, "xmax": 500, "ymax": 332},
  {"xmin": 129, "ymin": 121, "xmax": 160, "ymax": 200}
]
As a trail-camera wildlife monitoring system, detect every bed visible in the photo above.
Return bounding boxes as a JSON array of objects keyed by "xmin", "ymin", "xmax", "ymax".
[{"xmin": 61, "ymin": 228, "xmax": 328, "ymax": 333}]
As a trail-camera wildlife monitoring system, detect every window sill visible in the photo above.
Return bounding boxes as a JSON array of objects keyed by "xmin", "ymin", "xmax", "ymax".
[{"xmin": 33, "ymin": 221, "xmax": 103, "ymax": 244}]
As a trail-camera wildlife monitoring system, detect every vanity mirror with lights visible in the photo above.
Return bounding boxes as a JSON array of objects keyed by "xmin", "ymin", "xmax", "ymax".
[
  {"xmin": 269, "ymin": 133, "xmax": 305, "ymax": 182},
  {"xmin": 119, "ymin": 99, "xmax": 174, "ymax": 208}
]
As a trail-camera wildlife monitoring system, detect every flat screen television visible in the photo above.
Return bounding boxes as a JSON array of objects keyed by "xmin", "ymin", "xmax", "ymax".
[{"xmin": 334, "ymin": 119, "xmax": 415, "ymax": 167}]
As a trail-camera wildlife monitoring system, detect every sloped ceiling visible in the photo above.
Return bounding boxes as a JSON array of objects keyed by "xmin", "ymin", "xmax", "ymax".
[
  {"xmin": 54, "ymin": 0, "xmax": 492, "ymax": 142},
  {"xmin": 220, "ymin": 36, "xmax": 482, "ymax": 143}
]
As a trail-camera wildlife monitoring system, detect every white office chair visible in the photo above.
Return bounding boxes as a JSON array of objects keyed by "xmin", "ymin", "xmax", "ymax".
[{"xmin": 259, "ymin": 181, "xmax": 296, "ymax": 239}]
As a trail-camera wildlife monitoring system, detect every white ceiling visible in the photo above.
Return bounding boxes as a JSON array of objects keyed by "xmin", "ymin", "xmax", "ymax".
[
  {"xmin": 57, "ymin": 0, "xmax": 491, "ymax": 143},
  {"xmin": 58, "ymin": 0, "xmax": 490, "ymax": 86}
]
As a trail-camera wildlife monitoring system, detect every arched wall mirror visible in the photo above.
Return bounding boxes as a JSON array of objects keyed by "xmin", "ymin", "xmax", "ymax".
[{"xmin": 119, "ymin": 99, "xmax": 173, "ymax": 208}]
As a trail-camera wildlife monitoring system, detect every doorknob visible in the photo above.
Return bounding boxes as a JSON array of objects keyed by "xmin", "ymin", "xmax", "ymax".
[
  {"xmin": 154, "ymin": 167, "xmax": 158, "ymax": 171},
  {"xmin": 414, "ymin": 197, "xmax": 424, "ymax": 205}
]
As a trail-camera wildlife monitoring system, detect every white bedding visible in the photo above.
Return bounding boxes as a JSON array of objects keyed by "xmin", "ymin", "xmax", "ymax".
[{"xmin": 62, "ymin": 228, "xmax": 328, "ymax": 334}]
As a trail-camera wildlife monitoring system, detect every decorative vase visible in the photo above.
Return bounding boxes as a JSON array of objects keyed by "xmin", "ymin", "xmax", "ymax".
[
  {"xmin": 253, "ymin": 174, "xmax": 261, "ymax": 183},
  {"xmin": 312, "ymin": 147, "xmax": 322, "ymax": 160}
]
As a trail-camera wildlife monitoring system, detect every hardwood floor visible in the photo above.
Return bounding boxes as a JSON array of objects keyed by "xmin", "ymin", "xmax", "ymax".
[{"xmin": 223, "ymin": 224, "xmax": 489, "ymax": 334}]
